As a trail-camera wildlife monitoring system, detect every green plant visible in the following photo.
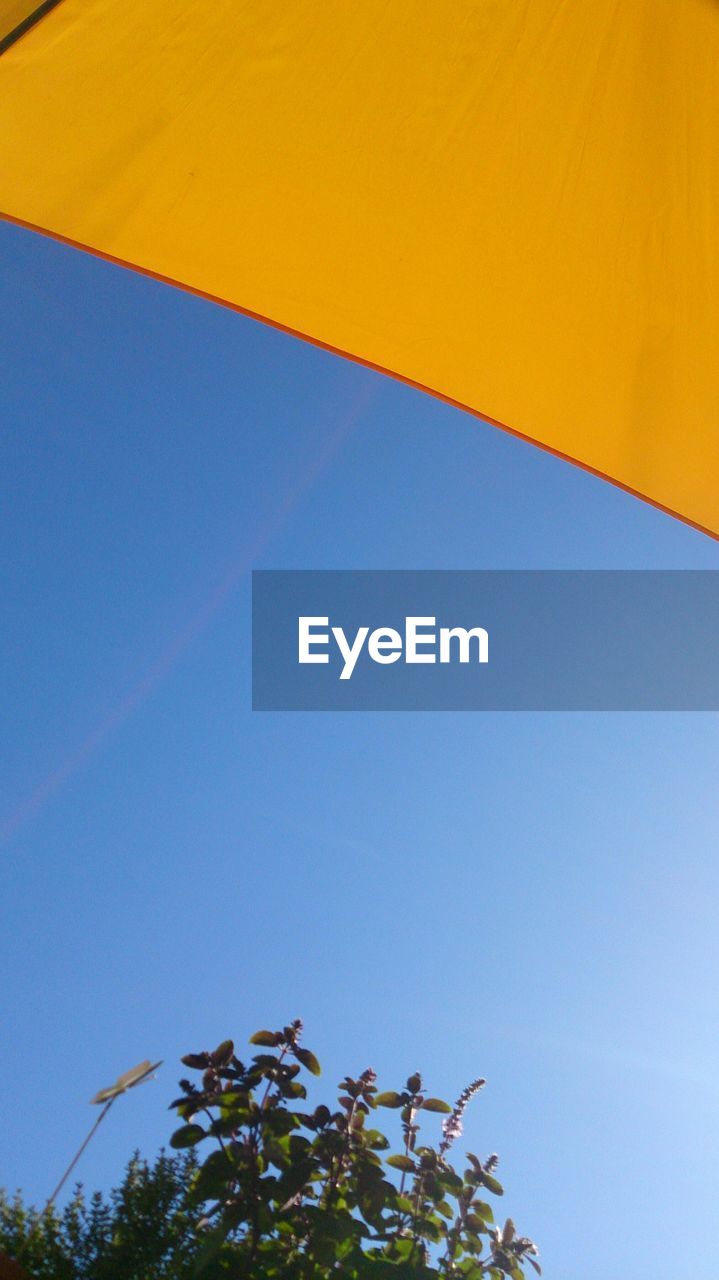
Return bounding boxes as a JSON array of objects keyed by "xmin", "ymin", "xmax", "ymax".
[{"xmin": 170, "ymin": 1019, "xmax": 539, "ymax": 1278}]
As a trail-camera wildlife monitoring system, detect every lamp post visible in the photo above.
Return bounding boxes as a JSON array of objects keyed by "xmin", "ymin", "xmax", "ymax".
[{"xmin": 1, "ymin": 1057, "xmax": 162, "ymax": 1276}]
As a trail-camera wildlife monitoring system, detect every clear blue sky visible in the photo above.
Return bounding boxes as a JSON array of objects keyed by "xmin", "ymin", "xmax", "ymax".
[{"xmin": 2, "ymin": 219, "xmax": 718, "ymax": 1279}]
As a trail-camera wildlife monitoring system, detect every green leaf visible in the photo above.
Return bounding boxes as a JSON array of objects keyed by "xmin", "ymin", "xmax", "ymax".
[
  {"xmin": 482, "ymin": 1173, "xmax": 504, "ymax": 1196},
  {"xmin": 210, "ymin": 1039, "xmax": 234, "ymax": 1066},
  {"xmin": 364, "ymin": 1128, "xmax": 390, "ymax": 1150},
  {"xmin": 169, "ymin": 1123, "xmax": 206, "ymax": 1149},
  {"xmin": 387, "ymin": 1154, "xmax": 416, "ymax": 1172},
  {"xmin": 420, "ymin": 1097, "xmax": 452, "ymax": 1113},
  {"xmin": 282, "ymin": 1079, "xmax": 307, "ymax": 1098},
  {"xmin": 294, "ymin": 1046, "xmax": 321, "ymax": 1075},
  {"xmin": 252, "ymin": 1053, "xmax": 279, "ymax": 1068},
  {"xmin": 393, "ymin": 1237, "xmax": 415, "ymax": 1260},
  {"xmin": 215, "ymin": 1089, "xmax": 249, "ymax": 1110},
  {"xmin": 437, "ymin": 1169, "xmax": 464, "ymax": 1195},
  {"xmin": 190, "ymin": 1149, "xmax": 236, "ymax": 1204},
  {"xmin": 374, "ymin": 1091, "xmax": 404, "ymax": 1108},
  {"xmin": 181, "ymin": 1052, "xmax": 209, "ymax": 1069},
  {"xmin": 250, "ymin": 1029, "xmax": 281, "ymax": 1046},
  {"xmin": 424, "ymin": 1217, "xmax": 445, "ymax": 1242}
]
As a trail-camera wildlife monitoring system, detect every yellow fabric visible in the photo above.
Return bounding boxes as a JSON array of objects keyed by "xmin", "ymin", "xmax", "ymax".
[
  {"xmin": 0, "ymin": 0, "xmax": 45, "ymax": 40},
  {"xmin": 1, "ymin": 0, "xmax": 717, "ymax": 535}
]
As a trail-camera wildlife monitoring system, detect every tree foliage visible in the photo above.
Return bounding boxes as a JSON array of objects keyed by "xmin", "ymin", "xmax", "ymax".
[
  {"xmin": 0, "ymin": 1150, "xmax": 236, "ymax": 1278},
  {"xmin": 1, "ymin": 1019, "xmax": 539, "ymax": 1279}
]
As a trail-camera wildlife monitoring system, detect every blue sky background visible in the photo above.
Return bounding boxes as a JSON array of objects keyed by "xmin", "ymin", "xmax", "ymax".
[{"xmin": 2, "ymin": 218, "xmax": 719, "ymax": 1279}]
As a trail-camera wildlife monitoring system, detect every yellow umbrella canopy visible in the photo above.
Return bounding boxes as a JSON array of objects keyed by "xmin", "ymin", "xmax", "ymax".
[{"xmin": 1, "ymin": 0, "xmax": 717, "ymax": 536}]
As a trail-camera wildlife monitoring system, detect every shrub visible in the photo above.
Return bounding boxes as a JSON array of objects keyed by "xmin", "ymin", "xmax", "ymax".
[{"xmin": 169, "ymin": 1019, "xmax": 539, "ymax": 1278}]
